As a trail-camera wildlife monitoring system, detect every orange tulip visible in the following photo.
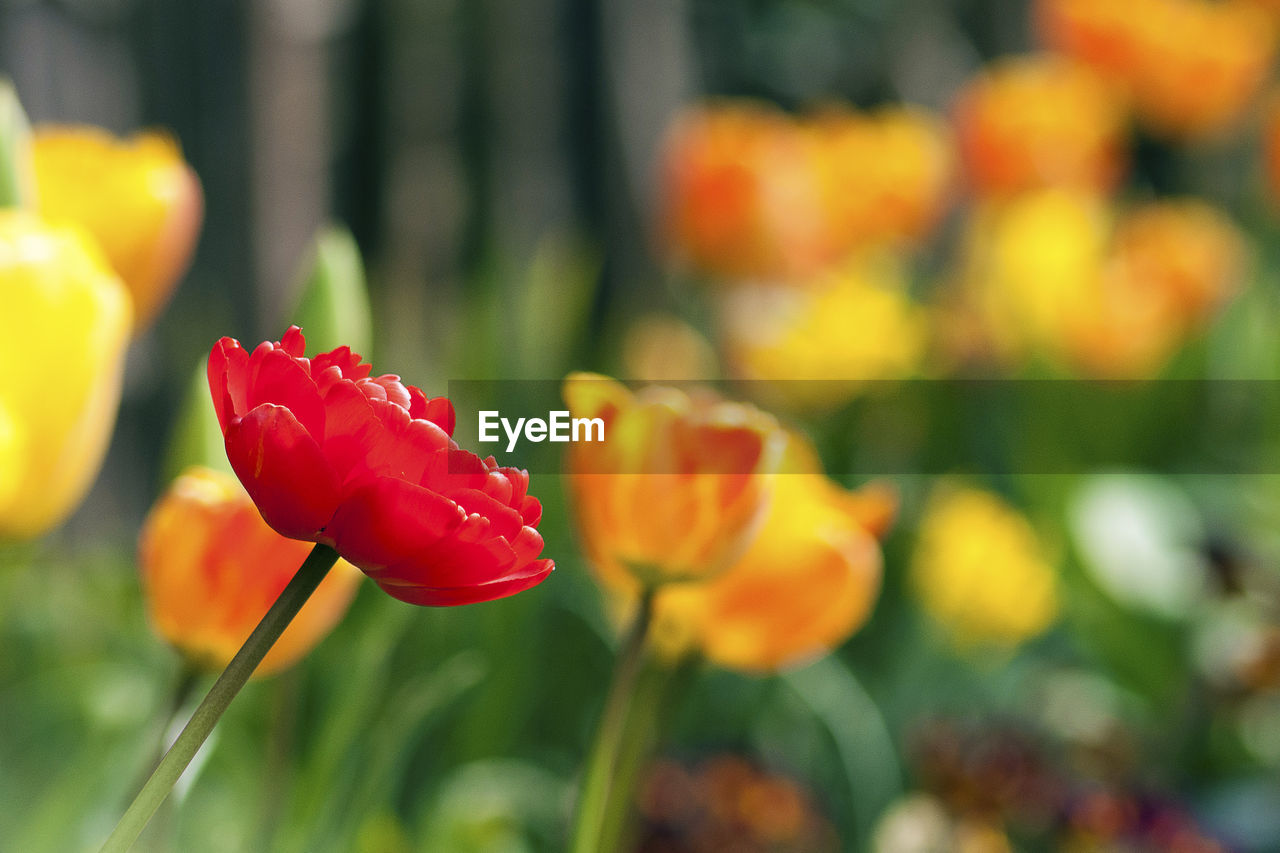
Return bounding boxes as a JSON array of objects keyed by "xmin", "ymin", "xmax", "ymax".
[
  {"xmin": 1036, "ymin": 0, "xmax": 1276, "ymax": 139},
  {"xmin": 652, "ymin": 436, "xmax": 891, "ymax": 672},
  {"xmin": 804, "ymin": 107, "xmax": 954, "ymax": 252},
  {"xmin": 33, "ymin": 125, "xmax": 203, "ymax": 329},
  {"xmin": 658, "ymin": 103, "xmax": 952, "ymax": 283},
  {"xmin": 563, "ymin": 373, "xmax": 785, "ymax": 593},
  {"xmin": 952, "ymin": 54, "xmax": 1127, "ymax": 197},
  {"xmin": 659, "ymin": 103, "xmax": 828, "ymax": 281},
  {"xmin": 139, "ymin": 466, "xmax": 362, "ymax": 677}
]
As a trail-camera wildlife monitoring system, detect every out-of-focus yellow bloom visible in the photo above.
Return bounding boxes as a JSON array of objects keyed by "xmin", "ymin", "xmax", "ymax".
[
  {"xmin": 720, "ymin": 257, "xmax": 927, "ymax": 407},
  {"xmin": 139, "ymin": 466, "xmax": 362, "ymax": 677},
  {"xmin": 912, "ymin": 486, "xmax": 1058, "ymax": 649},
  {"xmin": 0, "ymin": 211, "xmax": 132, "ymax": 539},
  {"xmin": 0, "ymin": 401, "xmax": 23, "ymax": 513},
  {"xmin": 1037, "ymin": 0, "xmax": 1276, "ymax": 138},
  {"xmin": 658, "ymin": 103, "xmax": 953, "ymax": 283},
  {"xmin": 804, "ymin": 107, "xmax": 954, "ymax": 252},
  {"xmin": 952, "ymin": 54, "xmax": 1126, "ymax": 197},
  {"xmin": 563, "ymin": 373, "xmax": 785, "ymax": 592},
  {"xmin": 956, "ymin": 190, "xmax": 1245, "ymax": 377},
  {"xmin": 651, "ymin": 435, "xmax": 892, "ymax": 672},
  {"xmin": 33, "ymin": 126, "xmax": 202, "ymax": 329},
  {"xmin": 621, "ymin": 315, "xmax": 719, "ymax": 382}
]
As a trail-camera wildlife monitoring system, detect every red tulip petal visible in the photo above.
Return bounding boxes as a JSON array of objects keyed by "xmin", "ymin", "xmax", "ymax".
[
  {"xmin": 376, "ymin": 558, "xmax": 553, "ymax": 606},
  {"xmin": 326, "ymin": 476, "xmax": 465, "ymax": 574},
  {"xmin": 449, "ymin": 488, "xmax": 524, "ymax": 541},
  {"xmin": 281, "ymin": 326, "xmax": 306, "ymax": 357},
  {"xmin": 245, "ymin": 348, "xmax": 327, "ymax": 441},
  {"xmin": 224, "ymin": 404, "xmax": 341, "ymax": 540},
  {"xmin": 319, "ymin": 380, "xmax": 385, "ymax": 484},
  {"xmin": 208, "ymin": 337, "xmax": 250, "ymax": 431},
  {"xmin": 312, "ymin": 345, "xmax": 372, "ymax": 381},
  {"xmin": 371, "ymin": 375, "xmax": 412, "ymax": 410},
  {"xmin": 518, "ymin": 495, "xmax": 543, "ymax": 527}
]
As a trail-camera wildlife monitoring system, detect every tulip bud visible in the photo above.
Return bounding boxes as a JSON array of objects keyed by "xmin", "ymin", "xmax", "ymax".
[
  {"xmin": 32, "ymin": 125, "xmax": 202, "ymax": 329},
  {"xmin": 563, "ymin": 373, "xmax": 785, "ymax": 592},
  {"xmin": 0, "ymin": 210, "xmax": 131, "ymax": 539},
  {"xmin": 139, "ymin": 466, "xmax": 362, "ymax": 676}
]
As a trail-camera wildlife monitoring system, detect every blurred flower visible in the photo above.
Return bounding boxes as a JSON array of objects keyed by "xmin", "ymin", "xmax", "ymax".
[
  {"xmin": 621, "ymin": 314, "xmax": 719, "ymax": 382},
  {"xmin": 208, "ymin": 326, "xmax": 553, "ymax": 606},
  {"xmin": 635, "ymin": 756, "xmax": 839, "ymax": 853},
  {"xmin": 657, "ymin": 103, "xmax": 952, "ymax": 282},
  {"xmin": 139, "ymin": 466, "xmax": 362, "ymax": 676},
  {"xmin": 651, "ymin": 435, "xmax": 891, "ymax": 672},
  {"xmin": 804, "ymin": 107, "xmax": 954, "ymax": 252},
  {"xmin": 1036, "ymin": 0, "xmax": 1276, "ymax": 138},
  {"xmin": 658, "ymin": 103, "xmax": 828, "ymax": 281},
  {"xmin": 872, "ymin": 795, "xmax": 1014, "ymax": 853},
  {"xmin": 563, "ymin": 373, "xmax": 784, "ymax": 592},
  {"xmin": 1069, "ymin": 475, "xmax": 1209, "ymax": 620},
  {"xmin": 955, "ymin": 190, "xmax": 1245, "ymax": 376},
  {"xmin": 33, "ymin": 126, "xmax": 202, "ymax": 329},
  {"xmin": 1063, "ymin": 789, "xmax": 1227, "ymax": 852},
  {"xmin": 0, "ymin": 210, "xmax": 132, "ymax": 539},
  {"xmin": 912, "ymin": 485, "xmax": 1059, "ymax": 649},
  {"xmin": 952, "ymin": 54, "xmax": 1127, "ymax": 197},
  {"xmin": 909, "ymin": 717, "xmax": 1064, "ymax": 825},
  {"xmin": 719, "ymin": 257, "xmax": 927, "ymax": 408}
]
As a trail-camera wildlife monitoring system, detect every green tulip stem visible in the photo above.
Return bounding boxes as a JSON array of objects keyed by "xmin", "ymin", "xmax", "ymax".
[
  {"xmin": 569, "ymin": 586, "xmax": 656, "ymax": 853},
  {"xmin": 99, "ymin": 543, "xmax": 340, "ymax": 853}
]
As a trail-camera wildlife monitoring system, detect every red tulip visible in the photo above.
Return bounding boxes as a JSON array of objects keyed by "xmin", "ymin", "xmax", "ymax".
[{"xmin": 207, "ymin": 326, "xmax": 553, "ymax": 606}]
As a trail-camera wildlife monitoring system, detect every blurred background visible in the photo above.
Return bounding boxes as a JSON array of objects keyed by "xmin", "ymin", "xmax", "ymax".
[{"xmin": 5, "ymin": 0, "xmax": 1280, "ymax": 850}]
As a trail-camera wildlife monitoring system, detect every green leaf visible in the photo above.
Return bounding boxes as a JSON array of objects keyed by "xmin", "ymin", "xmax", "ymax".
[
  {"xmin": 162, "ymin": 356, "xmax": 232, "ymax": 483},
  {"xmin": 0, "ymin": 80, "xmax": 34, "ymax": 209},
  {"xmin": 290, "ymin": 225, "xmax": 372, "ymax": 358}
]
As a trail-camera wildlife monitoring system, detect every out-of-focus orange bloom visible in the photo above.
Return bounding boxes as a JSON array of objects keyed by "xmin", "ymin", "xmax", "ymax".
[
  {"xmin": 912, "ymin": 485, "xmax": 1058, "ymax": 649},
  {"xmin": 33, "ymin": 126, "xmax": 203, "ymax": 329},
  {"xmin": 804, "ymin": 107, "xmax": 954, "ymax": 251},
  {"xmin": 956, "ymin": 190, "xmax": 1245, "ymax": 377},
  {"xmin": 1036, "ymin": 0, "xmax": 1276, "ymax": 138},
  {"xmin": 719, "ymin": 256, "xmax": 927, "ymax": 407},
  {"xmin": 952, "ymin": 54, "xmax": 1127, "ymax": 197},
  {"xmin": 563, "ymin": 373, "xmax": 784, "ymax": 592},
  {"xmin": 658, "ymin": 103, "xmax": 952, "ymax": 282},
  {"xmin": 139, "ymin": 466, "xmax": 362, "ymax": 677},
  {"xmin": 651, "ymin": 435, "xmax": 891, "ymax": 672},
  {"xmin": 637, "ymin": 756, "xmax": 840, "ymax": 853},
  {"xmin": 659, "ymin": 103, "xmax": 828, "ymax": 282}
]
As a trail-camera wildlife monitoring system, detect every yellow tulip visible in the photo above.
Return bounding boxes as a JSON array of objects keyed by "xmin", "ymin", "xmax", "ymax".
[
  {"xmin": 719, "ymin": 257, "xmax": 927, "ymax": 407},
  {"xmin": 139, "ymin": 467, "xmax": 362, "ymax": 676},
  {"xmin": 0, "ymin": 210, "xmax": 132, "ymax": 539},
  {"xmin": 563, "ymin": 373, "xmax": 785, "ymax": 592},
  {"xmin": 912, "ymin": 486, "xmax": 1059, "ymax": 649},
  {"xmin": 33, "ymin": 125, "xmax": 202, "ymax": 329},
  {"xmin": 652, "ymin": 436, "xmax": 892, "ymax": 672}
]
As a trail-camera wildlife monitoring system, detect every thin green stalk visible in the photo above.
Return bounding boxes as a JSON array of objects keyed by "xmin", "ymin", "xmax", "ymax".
[
  {"xmin": 594, "ymin": 653, "xmax": 694, "ymax": 853},
  {"xmin": 99, "ymin": 543, "xmax": 340, "ymax": 853},
  {"xmin": 569, "ymin": 588, "xmax": 655, "ymax": 853}
]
